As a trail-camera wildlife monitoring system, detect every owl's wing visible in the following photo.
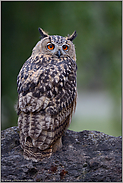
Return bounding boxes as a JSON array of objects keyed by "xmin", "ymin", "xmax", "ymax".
[
  {"xmin": 18, "ymin": 54, "xmax": 77, "ymax": 154},
  {"xmin": 17, "ymin": 54, "xmax": 77, "ymax": 114}
]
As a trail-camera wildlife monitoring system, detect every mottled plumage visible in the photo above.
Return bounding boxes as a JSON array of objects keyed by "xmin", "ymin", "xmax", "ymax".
[{"xmin": 17, "ymin": 28, "xmax": 77, "ymax": 162}]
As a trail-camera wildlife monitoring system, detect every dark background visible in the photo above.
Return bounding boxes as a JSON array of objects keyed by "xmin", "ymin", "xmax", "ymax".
[{"xmin": 2, "ymin": 1, "xmax": 121, "ymax": 136}]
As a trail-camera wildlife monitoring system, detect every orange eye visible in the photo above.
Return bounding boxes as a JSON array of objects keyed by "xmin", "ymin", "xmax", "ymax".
[
  {"xmin": 47, "ymin": 43, "xmax": 55, "ymax": 50},
  {"xmin": 62, "ymin": 44, "xmax": 69, "ymax": 51}
]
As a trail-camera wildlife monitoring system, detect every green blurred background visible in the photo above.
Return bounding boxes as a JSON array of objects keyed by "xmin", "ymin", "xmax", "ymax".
[{"xmin": 2, "ymin": 1, "xmax": 121, "ymax": 136}]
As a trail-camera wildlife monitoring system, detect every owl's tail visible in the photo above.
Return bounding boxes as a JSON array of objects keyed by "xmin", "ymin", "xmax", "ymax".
[
  {"xmin": 22, "ymin": 137, "xmax": 52, "ymax": 162},
  {"xmin": 18, "ymin": 112, "xmax": 53, "ymax": 162}
]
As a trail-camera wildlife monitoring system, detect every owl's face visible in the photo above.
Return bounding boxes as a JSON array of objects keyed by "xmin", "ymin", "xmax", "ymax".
[{"xmin": 32, "ymin": 28, "xmax": 77, "ymax": 61}]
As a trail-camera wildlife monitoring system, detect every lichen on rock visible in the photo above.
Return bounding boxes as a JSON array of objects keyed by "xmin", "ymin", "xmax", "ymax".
[{"xmin": 1, "ymin": 126, "xmax": 122, "ymax": 182}]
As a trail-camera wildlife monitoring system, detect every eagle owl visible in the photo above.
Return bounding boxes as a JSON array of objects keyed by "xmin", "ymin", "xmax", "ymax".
[{"xmin": 17, "ymin": 28, "xmax": 77, "ymax": 162}]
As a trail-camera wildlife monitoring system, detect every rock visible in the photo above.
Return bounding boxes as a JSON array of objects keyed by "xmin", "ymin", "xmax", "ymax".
[{"xmin": 1, "ymin": 126, "xmax": 122, "ymax": 182}]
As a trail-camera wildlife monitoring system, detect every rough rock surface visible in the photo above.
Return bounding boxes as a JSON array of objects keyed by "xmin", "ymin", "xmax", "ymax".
[{"xmin": 1, "ymin": 126, "xmax": 122, "ymax": 182}]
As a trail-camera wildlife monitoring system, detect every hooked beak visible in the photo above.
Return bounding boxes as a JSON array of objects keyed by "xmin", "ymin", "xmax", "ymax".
[{"xmin": 56, "ymin": 49, "xmax": 62, "ymax": 58}]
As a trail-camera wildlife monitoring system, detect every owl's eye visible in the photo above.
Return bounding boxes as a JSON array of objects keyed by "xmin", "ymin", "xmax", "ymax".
[
  {"xmin": 47, "ymin": 43, "xmax": 55, "ymax": 50},
  {"xmin": 62, "ymin": 44, "xmax": 69, "ymax": 51}
]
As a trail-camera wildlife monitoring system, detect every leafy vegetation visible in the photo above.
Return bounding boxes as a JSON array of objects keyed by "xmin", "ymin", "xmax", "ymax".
[{"xmin": 2, "ymin": 2, "xmax": 121, "ymax": 135}]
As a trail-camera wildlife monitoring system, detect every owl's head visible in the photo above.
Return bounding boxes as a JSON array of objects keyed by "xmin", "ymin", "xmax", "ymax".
[{"xmin": 32, "ymin": 28, "xmax": 77, "ymax": 61}]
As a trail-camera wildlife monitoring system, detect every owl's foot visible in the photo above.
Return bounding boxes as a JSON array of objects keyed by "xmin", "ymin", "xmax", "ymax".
[{"xmin": 52, "ymin": 137, "xmax": 62, "ymax": 153}]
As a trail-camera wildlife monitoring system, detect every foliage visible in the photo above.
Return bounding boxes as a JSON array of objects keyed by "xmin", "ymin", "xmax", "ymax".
[{"xmin": 2, "ymin": 2, "xmax": 121, "ymax": 135}]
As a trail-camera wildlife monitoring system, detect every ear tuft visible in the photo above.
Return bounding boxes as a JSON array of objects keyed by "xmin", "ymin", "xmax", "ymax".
[
  {"xmin": 38, "ymin": 28, "xmax": 49, "ymax": 39},
  {"xmin": 67, "ymin": 31, "xmax": 77, "ymax": 41}
]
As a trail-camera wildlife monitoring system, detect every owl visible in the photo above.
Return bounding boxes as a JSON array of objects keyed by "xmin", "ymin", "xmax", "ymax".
[{"xmin": 17, "ymin": 28, "xmax": 77, "ymax": 162}]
